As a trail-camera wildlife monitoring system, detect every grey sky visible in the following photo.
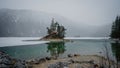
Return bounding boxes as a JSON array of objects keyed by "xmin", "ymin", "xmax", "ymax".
[{"xmin": 0, "ymin": 0, "xmax": 120, "ymax": 25}]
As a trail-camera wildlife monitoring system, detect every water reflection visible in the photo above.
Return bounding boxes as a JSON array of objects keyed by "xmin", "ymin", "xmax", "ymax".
[
  {"xmin": 111, "ymin": 42, "xmax": 120, "ymax": 63},
  {"xmin": 47, "ymin": 42, "xmax": 66, "ymax": 58}
]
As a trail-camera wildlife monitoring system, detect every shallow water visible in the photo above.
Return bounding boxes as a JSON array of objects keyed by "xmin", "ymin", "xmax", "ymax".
[{"xmin": 0, "ymin": 37, "xmax": 118, "ymax": 62}]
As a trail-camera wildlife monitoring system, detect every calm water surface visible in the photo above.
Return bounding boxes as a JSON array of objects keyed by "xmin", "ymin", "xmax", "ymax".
[{"xmin": 0, "ymin": 37, "xmax": 119, "ymax": 62}]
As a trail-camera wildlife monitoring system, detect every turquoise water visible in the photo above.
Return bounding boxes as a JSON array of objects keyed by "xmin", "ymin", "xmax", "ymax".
[{"xmin": 0, "ymin": 37, "xmax": 117, "ymax": 61}]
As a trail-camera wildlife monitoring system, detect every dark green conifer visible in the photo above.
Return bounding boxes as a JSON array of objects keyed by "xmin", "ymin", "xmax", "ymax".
[
  {"xmin": 45, "ymin": 18, "xmax": 66, "ymax": 39},
  {"xmin": 111, "ymin": 16, "xmax": 120, "ymax": 39}
]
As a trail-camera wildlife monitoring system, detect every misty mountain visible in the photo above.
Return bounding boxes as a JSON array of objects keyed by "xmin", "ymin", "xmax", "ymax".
[{"xmin": 0, "ymin": 9, "xmax": 111, "ymax": 37}]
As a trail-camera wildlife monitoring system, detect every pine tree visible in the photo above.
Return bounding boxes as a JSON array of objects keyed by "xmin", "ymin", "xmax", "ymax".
[
  {"xmin": 45, "ymin": 18, "xmax": 66, "ymax": 39},
  {"xmin": 111, "ymin": 16, "xmax": 120, "ymax": 39}
]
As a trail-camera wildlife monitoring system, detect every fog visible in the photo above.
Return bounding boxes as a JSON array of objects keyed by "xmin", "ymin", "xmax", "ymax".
[{"xmin": 0, "ymin": 0, "xmax": 120, "ymax": 26}]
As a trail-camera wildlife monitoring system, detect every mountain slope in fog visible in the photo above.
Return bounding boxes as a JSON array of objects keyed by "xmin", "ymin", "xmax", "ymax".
[{"xmin": 0, "ymin": 9, "xmax": 111, "ymax": 37}]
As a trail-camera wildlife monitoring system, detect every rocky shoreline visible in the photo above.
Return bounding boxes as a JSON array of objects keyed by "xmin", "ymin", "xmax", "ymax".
[
  {"xmin": 31, "ymin": 55, "xmax": 117, "ymax": 68},
  {"xmin": 0, "ymin": 51, "xmax": 118, "ymax": 68},
  {"xmin": 0, "ymin": 51, "xmax": 26, "ymax": 68}
]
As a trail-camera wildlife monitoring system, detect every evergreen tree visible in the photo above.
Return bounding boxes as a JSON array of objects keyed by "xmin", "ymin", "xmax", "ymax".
[
  {"xmin": 111, "ymin": 16, "xmax": 120, "ymax": 39},
  {"xmin": 44, "ymin": 18, "xmax": 66, "ymax": 39}
]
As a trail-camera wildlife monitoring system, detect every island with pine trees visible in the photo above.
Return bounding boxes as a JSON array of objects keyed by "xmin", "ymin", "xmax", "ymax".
[{"xmin": 40, "ymin": 18, "xmax": 68, "ymax": 42}]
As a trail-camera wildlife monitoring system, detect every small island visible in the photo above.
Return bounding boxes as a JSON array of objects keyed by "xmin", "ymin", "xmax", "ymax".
[{"xmin": 40, "ymin": 18, "xmax": 66, "ymax": 42}]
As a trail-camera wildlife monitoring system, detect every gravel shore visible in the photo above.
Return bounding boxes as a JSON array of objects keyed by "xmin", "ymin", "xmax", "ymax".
[
  {"xmin": 29, "ymin": 55, "xmax": 117, "ymax": 68},
  {"xmin": 0, "ymin": 51, "xmax": 118, "ymax": 68}
]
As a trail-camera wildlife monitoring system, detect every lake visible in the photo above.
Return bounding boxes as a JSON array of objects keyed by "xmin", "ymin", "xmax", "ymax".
[{"xmin": 0, "ymin": 37, "xmax": 119, "ymax": 62}]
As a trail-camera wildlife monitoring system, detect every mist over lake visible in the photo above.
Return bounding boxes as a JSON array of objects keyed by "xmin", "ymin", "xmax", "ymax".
[
  {"xmin": 0, "ymin": 0, "xmax": 120, "ymax": 68},
  {"xmin": 0, "ymin": 9, "xmax": 111, "ymax": 37}
]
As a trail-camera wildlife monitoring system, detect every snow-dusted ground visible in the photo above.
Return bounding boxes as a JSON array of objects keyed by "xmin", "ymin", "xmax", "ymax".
[
  {"xmin": 0, "ymin": 37, "xmax": 49, "ymax": 47},
  {"xmin": 0, "ymin": 37, "xmax": 109, "ymax": 47},
  {"xmin": 65, "ymin": 37, "xmax": 110, "ymax": 40}
]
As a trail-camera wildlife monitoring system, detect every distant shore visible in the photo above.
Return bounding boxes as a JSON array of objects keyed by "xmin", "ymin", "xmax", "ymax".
[
  {"xmin": 23, "ymin": 37, "xmax": 109, "ymax": 42},
  {"xmin": 24, "ymin": 38, "xmax": 72, "ymax": 42},
  {"xmin": 40, "ymin": 38, "xmax": 72, "ymax": 42}
]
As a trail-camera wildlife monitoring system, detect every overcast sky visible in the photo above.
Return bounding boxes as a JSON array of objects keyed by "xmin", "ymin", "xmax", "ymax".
[{"xmin": 0, "ymin": 0, "xmax": 120, "ymax": 26}]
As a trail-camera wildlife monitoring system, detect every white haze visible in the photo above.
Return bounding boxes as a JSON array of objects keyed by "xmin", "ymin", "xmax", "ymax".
[{"xmin": 0, "ymin": 0, "xmax": 120, "ymax": 26}]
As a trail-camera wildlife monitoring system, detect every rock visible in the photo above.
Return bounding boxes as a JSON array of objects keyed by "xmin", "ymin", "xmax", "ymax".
[
  {"xmin": 0, "ymin": 64, "xmax": 9, "ymax": 68},
  {"xmin": 48, "ymin": 62, "xmax": 69, "ymax": 68},
  {"xmin": 39, "ymin": 58, "xmax": 46, "ymax": 63},
  {"xmin": 2, "ymin": 57, "xmax": 12, "ymax": 65},
  {"xmin": 14, "ymin": 61, "xmax": 26, "ymax": 68},
  {"xmin": 33, "ymin": 59, "xmax": 39, "ymax": 64},
  {"xmin": 74, "ymin": 64, "xmax": 82, "ymax": 68},
  {"xmin": 74, "ymin": 54, "xmax": 80, "ymax": 57},
  {"xmin": 68, "ymin": 54, "xmax": 73, "ymax": 58},
  {"xmin": 56, "ymin": 62, "xmax": 69, "ymax": 67},
  {"xmin": 48, "ymin": 64, "xmax": 57, "ymax": 68},
  {"xmin": 0, "ymin": 51, "xmax": 27, "ymax": 68},
  {"xmin": 94, "ymin": 64, "xmax": 99, "ymax": 68},
  {"xmin": 0, "ymin": 52, "xmax": 14, "ymax": 68},
  {"xmin": 27, "ymin": 59, "xmax": 39, "ymax": 64},
  {"xmin": 68, "ymin": 59, "xmax": 75, "ymax": 63},
  {"xmin": 89, "ymin": 60, "xmax": 94, "ymax": 64},
  {"xmin": 26, "ymin": 59, "xmax": 33, "ymax": 64},
  {"xmin": 26, "ymin": 64, "xmax": 33, "ymax": 68},
  {"xmin": 45, "ymin": 57, "xmax": 51, "ymax": 60}
]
